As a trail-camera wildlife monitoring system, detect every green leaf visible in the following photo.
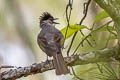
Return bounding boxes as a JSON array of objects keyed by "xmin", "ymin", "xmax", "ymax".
[
  {"xmin": 61, "ymin": 25, "xmax": 86, "ymax": 39},
  {"xmin": 116, "ymin": 0, "xmax": 120, "ymax": 5},
  {"xmin": 93, "ymin": 11, "xmax": 109, "ymax": 24},
  {"xmin": 80, "ymin": 67, "xmax": 97, "ymax": 75},
  {"xmin": 92, "ymin": 26, "xmax": 114, "ymax": 33},
  {"xmin": 108, "ymin": 36, "xmax": 117, "ymax": 40}
]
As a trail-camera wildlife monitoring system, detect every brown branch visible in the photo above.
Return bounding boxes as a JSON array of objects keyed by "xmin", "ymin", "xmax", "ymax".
[
  {"xmin": 0, "ymin": 46, "xmax": 119, "ymax": 80},
  {"xmin": 0, "ymin": 57, "xmax": 74, "ymax": 80},
  {"xmin": 0, "ymin": 66, "xmax": 14, "ymax": 70}
]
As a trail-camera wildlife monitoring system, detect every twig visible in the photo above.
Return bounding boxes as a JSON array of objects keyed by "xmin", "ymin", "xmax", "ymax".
[
  {"xmin": 64, "ymin": 0, "xmax": 73, "ymax": 53},
  {"xmin": 73, "ymin": 20, "xmax": 114, "ymax": 55},
  {"xmin": 67, "ymin": 0, "xmax": 92, "ymax": 56},
  {"xmin": 107, "ymin": 24, "xmax": 117, "ymax": 37},
  {"xmin": 96, "ymin": 63, "xmax": 103, "ymax": 73},
  {"xmin": 78, "ymin": 0, "xmax": 92, "ymax": 47},
  {"xmin": 79, "ymin": 0, "xmax": 91, "ymax": 25},
  {"xmin": 71, "ymin": 67, "xmax": 83, "ymax": 80},
  {"xmin": 105, "ymin": 22, "xmax": 115, "ymax": 48},
  {"xmin": 72, "ymin": 32, "xmax": 92, "ymax": 55}
]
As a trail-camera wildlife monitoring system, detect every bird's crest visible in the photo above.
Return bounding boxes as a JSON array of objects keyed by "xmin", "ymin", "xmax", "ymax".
[{"xmin": 39, "ymin": 12, "xmax": 54, "ymax": 22}]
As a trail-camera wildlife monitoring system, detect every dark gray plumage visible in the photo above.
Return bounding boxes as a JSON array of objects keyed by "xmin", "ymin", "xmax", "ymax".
[{"xmin": 37, "ymin": 12, "xmax": 69, "ymax": 75}]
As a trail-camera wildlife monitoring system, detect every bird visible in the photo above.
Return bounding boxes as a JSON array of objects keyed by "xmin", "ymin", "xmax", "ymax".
[{"xmin": 37, "ymin": 12, "xmax": 69, "ymax": 75}]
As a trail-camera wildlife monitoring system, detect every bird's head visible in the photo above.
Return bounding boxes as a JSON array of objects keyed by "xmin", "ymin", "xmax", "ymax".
[{"xmin": 39, "ymin": 12, "xmax": 59, "ymax": 25}]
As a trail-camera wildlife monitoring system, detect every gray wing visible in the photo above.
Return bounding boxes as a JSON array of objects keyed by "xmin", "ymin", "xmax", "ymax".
[
  {"xmin": 54, "ymin": 30, "xmax": 64, "ymax": 48},
  {"xmin": 37, "ymin": 33, "xmax": 53, "ymax": 57},
  {"xmin": 37, "ymin": 34, "xmax": 46, "ymax": 53}
]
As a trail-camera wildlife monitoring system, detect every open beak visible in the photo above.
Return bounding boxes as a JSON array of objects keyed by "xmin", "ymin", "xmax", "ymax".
[
  {"xmin": 53, "ymin": 18, "xmax": 59, "ymax": 20},
  {"xmin": 53, "ymin": 18, "xmax": 59, "ymax": 24},
  {"xmin": 53, "ymin": 21, "xmax": 59, "ymax": 24}
]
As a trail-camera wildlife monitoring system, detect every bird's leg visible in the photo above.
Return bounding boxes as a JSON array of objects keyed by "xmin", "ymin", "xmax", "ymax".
[
  {"xmin": 46, "ymin": 56, "xmax": 48, "ymax": 61},
  {"xmin": 45, "ymin": 56, "xmax": 50, "ymax": 64}
]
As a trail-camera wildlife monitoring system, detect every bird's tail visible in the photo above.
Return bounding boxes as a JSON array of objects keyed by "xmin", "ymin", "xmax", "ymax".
[{"xmin": 53, "ymin": 53, "xmax": 69, "ymax": 75}]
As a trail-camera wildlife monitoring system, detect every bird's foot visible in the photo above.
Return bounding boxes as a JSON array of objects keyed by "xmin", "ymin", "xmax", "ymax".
[{"xmin": 45, "ymin": 59, "xmax": 50, "ymax": 64}]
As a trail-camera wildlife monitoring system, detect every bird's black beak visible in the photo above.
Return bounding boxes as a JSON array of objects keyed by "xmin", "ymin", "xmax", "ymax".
[{"xmin": 53, "ymin": 18, "xmax": 59, "ymax": 24}]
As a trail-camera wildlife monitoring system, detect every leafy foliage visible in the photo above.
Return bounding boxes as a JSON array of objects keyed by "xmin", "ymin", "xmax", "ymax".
[
  {"xmin": 61, "ymin": 25, "xmax": 86, "ymax": 39},
  {"xmin": 94, "ymin": 62, "xmax": 120, "ymax": 80},
  {"xmin": 60, "ymin": 4, "xmax": 118, "ymax": 80},
  {"xmin": 60, "ymin": 11, "xmax": 112, "ymax": 41},
  {"xmin": 73, "ymin": 62, "xmax": 120, "ymax": 80},
  {"xmin": 108, "ymin": 36, "xmax": 117, "ymax": 40},
  {"xmin": 92, "ymin": 26, "xmax": 114, "ymax": 33},
  {"xmin": 93, "ymin": 11, "xmax": 110, "ymax": 24}
]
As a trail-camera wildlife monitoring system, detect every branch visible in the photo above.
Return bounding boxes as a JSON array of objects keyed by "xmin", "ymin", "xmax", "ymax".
[
  {"xmin": 94, "ymin": 0, "xmax": 120, "ymax": 43},
  {"xmin": 0, "ymin": 47, "xmax": 119, "ymax": 80}
]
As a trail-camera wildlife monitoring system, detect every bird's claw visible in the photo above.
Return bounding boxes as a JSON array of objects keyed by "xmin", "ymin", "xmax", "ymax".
[{"xmin": 45, "ymin": 59, "xmax": 50, "ymax": 64}]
